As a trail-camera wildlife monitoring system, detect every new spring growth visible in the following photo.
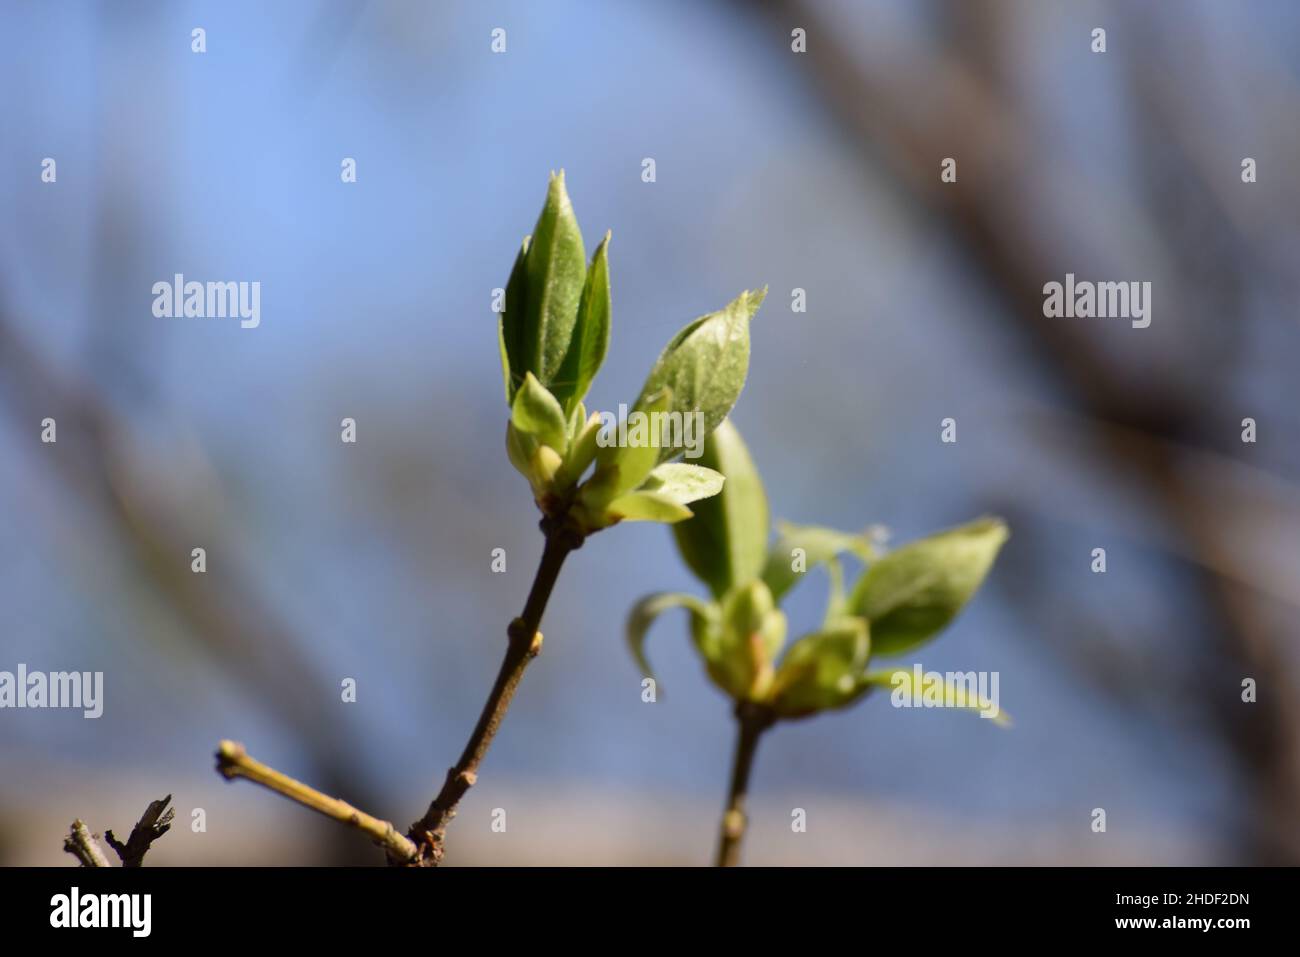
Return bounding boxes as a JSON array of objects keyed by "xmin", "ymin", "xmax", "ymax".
[
  {"xmin": 497, "ymin": 171, "xmax": 766, "ymax": 535},
  {"xmin": 215, "ymin": 173, "xmax": 769, "ymax": 867},
  {"xmin": 628, "ymin": 420, "xmax": 1011, "ymax": 721},
  {"xmin": 628, "ymin": 420, "xmax": 1009, "ymax": 864}
]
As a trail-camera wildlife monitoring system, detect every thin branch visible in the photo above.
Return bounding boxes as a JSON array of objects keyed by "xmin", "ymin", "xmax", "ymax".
[
  {"xmin": 215, "ymin": 740, "xmax": 418, "ymax": 864},
  {"xmin": 715, "ymin": 704, "xmax": 775, "ymax": 868},
  {"xmin": 407, "ymin": 524, "xmax": 579, "ymax": 864},
  {"xmin": 64, "ymin": 820, "xmax": 111, "ymax": 868},
  {"xmin": 105, "ymin": 795, "xmax": 175, "ymax": 867}
]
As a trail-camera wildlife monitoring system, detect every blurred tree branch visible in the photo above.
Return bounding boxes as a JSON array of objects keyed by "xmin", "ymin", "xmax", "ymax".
[{"xmin": 0, "ymin": 304, "xmax": 383, "ymax": 863}]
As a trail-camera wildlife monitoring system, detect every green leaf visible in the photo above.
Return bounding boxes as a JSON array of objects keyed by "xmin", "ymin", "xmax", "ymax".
[
  {"xmin": 634, "ymin": 288, "xmax": 764, "ymax": 463},
  {"xmin": 671, "ymin": 419, "xmax": 769, "ymax": 600},
  {"xmin": 720, "ymin": 579, "xmax": 786, "ymax": 663},
  {"xmin": 639, "ymin": 463, "xmax": 725, "ymax": 506},
  {"xmin": 510, "ymin": 372, "xmax": 568, "ymax": 454},
  {"xmin": 762, "ymin": 522, "xmax": 874, "ymax": 604},
  {"xmin": 707, "ymin": 579, "xmax": 787, "ymax": 701},
  {"xmin": 505, "ymin": 418, "xmax": 563, "ymax": 500},
  {"xmin": 847, "ymin": 517, "xmax": 1009, "ymax": 657},
  {"xmin": 529, "ymin": 444, "xmax": 563, "ymax": 490},
  {"xmin": 505, "ymin": 420, "xmax": 537, "ymax": 480},
  {"xmin": 625, "ymin": 592, "xmax": 717, "ymax": 684},
  {"xmin": 566, "ymin": 400, "xmax": 587, "ymax": 444},
  {"xmin": 605, "ymin": 490, "xmax": 694, "ymax": 524},
  {"xmin": 859, "ymin": 667, "xmax": 1011, "ymax": 727},
  {"xmin": 770, "ymin": 617, "xmax": 871, "ymax": 718},
  {"xmin": 553, "ymin": 232, "xmax": 611, "ymax": 415},
  {"xmin": 593, "ymin": 387, "xmax": 674, "ymax": 500},
  {"xmin": 553, "ymin": 411, "xmax": 602, "ymax": 490},
  {"xmin": 524, "ymin": 171, "xmax": 587, "ymax": 387},
  {"xmin": 498, "ymin": 236, "xmax": 531, "ymax": 404},
  {"xmin": 822, "ymin": 557, "xmax": 847, "ymax": 625}
]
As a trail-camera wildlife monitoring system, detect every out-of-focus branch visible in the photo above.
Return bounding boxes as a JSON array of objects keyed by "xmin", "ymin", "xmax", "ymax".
[
  {"xmin": 0, "ymin": 304, "xmax": 382, "ymax": 862},
  {"xmin": 715, "ymin": 704, "xmax": 775, "ymax": 867},
  {"xmin": 1015, "ymin": 401, "xmax": 1300, "ymax": 610},
  {"xmin": 63, "ymin": 820, "xmax": 111, "ymax": 868},
  {"xmin": 104, "ymin": 795, "xmax": 175, "ymax": 867},
  {"xmin": 216, "ymin": 741, "xmax": 418, "ymax": 864}
]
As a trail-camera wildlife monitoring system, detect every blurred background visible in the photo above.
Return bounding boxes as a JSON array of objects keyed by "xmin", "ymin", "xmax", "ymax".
[{"xmin": 2, "ymin": 0, "xmax": 1298, "ymax": 866}]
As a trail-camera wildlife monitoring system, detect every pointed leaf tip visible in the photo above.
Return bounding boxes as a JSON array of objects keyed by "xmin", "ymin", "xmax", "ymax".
[{"xmin": 848, "ymin": 517, "xmax": 1009, "ymax": 657}]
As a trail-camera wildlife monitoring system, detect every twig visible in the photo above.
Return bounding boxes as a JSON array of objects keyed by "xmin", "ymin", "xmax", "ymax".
[
  {"xmin": 715, "ymin": 703, "xmax": 775, "ymax": 867},
  {"xmin": 105, "ymin": 795, "xmax": 175, "ymax": 867},
  {"xmin": 64, "ymin": 820, "xmax": 111, "ymax": 868},
  {"xmin": 407, "ymin": 523, "xmax": 579, "ymax": 865},
  {"xmin": 216, "ymin": 740, "xmax": 418, "ymax": 864},
  {"xmin": 215, "ymin": 519, "xmax": 580, "ymax": 866}
]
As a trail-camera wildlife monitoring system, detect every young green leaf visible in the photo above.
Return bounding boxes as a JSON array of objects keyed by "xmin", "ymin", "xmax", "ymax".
[
  {"xmin": 505, "ymin": 420, "xmax": 537, "ymax": 481},
  {"xmin": 639, "ymin": 463, "xmax": 725, "ymax": 506},
  {"xmin": 762, "ymin": 522, "xmax": 874, "ymax": 604},
  {"xmin": 566, "ymin": 400, "xmax": 587, "ymax": 444},
  {"xmin": 523, "ymin": 171, "xmax": 587, "ymax": 388},
  {"xmin": 769, "ymin": 617, "xmax": 871, "ymax": 718},
  {"xmin": 626, "ymin": 592, "xmax": 718, "ymax": 685},
  {"xmin": 553, "ymin": 411, "xmax": 603, "ymax": 490},
  {"xmin": 498, "ymin": 236, "xmax": 531, "ymax": 404},
  {"xmin": 847, "ymin": 517, "xmax": 1009, "ymax": 657},
  {"xmin": 510, "ymin": 372, "xmax": 568, "ymax": 455},
  {"xmin": 822, "ymin": 557, "xmax": 847, "ymax": 625},
  {"xmin": 552, "ymin": 232, "xmax": 611, "ymax": 415},
  {"xmin": 859, "ymin": 667, "xmax": 1010, "ymax": 727},
  {"xmin": 671, "ymin": 419, "xmax": 770, "ymax": 600},
  {"xmin": 634, "ymin": 288, "xmax": 765, "ymax": 463},
  {"xmin": 713, "ymin": 580, "xmax": 787, "ymax": 701},
  {"xmin": 605, "ymin": 490, "xmax": 694, "ymax": 524},
  {"xmin": 529, "ymin": 444, "xmax": 563, "ymax": 490},
  {"xmin": 593, "ymin": 387, "xmax": 673, "ymax": 500}
]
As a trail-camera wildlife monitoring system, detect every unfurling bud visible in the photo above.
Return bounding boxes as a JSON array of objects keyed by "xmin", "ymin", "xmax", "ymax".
[{"xmin": 708, "ymin": 580, "xmax": 786, "ymax": 701}]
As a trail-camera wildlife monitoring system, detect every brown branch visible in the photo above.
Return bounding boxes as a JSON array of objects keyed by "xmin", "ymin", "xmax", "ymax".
[
  {"xmin": 715, "ymin": 703, "xmax": 775, "ymax": 867},
  {"xmin": 215, "ymin": 518, "xmax": 580, "ymax": 866},
  {"xmin": 216, "ymin": 740, "xmax": 419, "ymax": 864},
  {"xmin": 105, "ymin": 795, "xmax": 175, "ymax": 867},
  {"xmin": 63, "ymin": 820, "xmax": 111, "ymax": 868},
  {"xmin": 407, "ymin": 524, "xmax": 579, "ymax": 865}
]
